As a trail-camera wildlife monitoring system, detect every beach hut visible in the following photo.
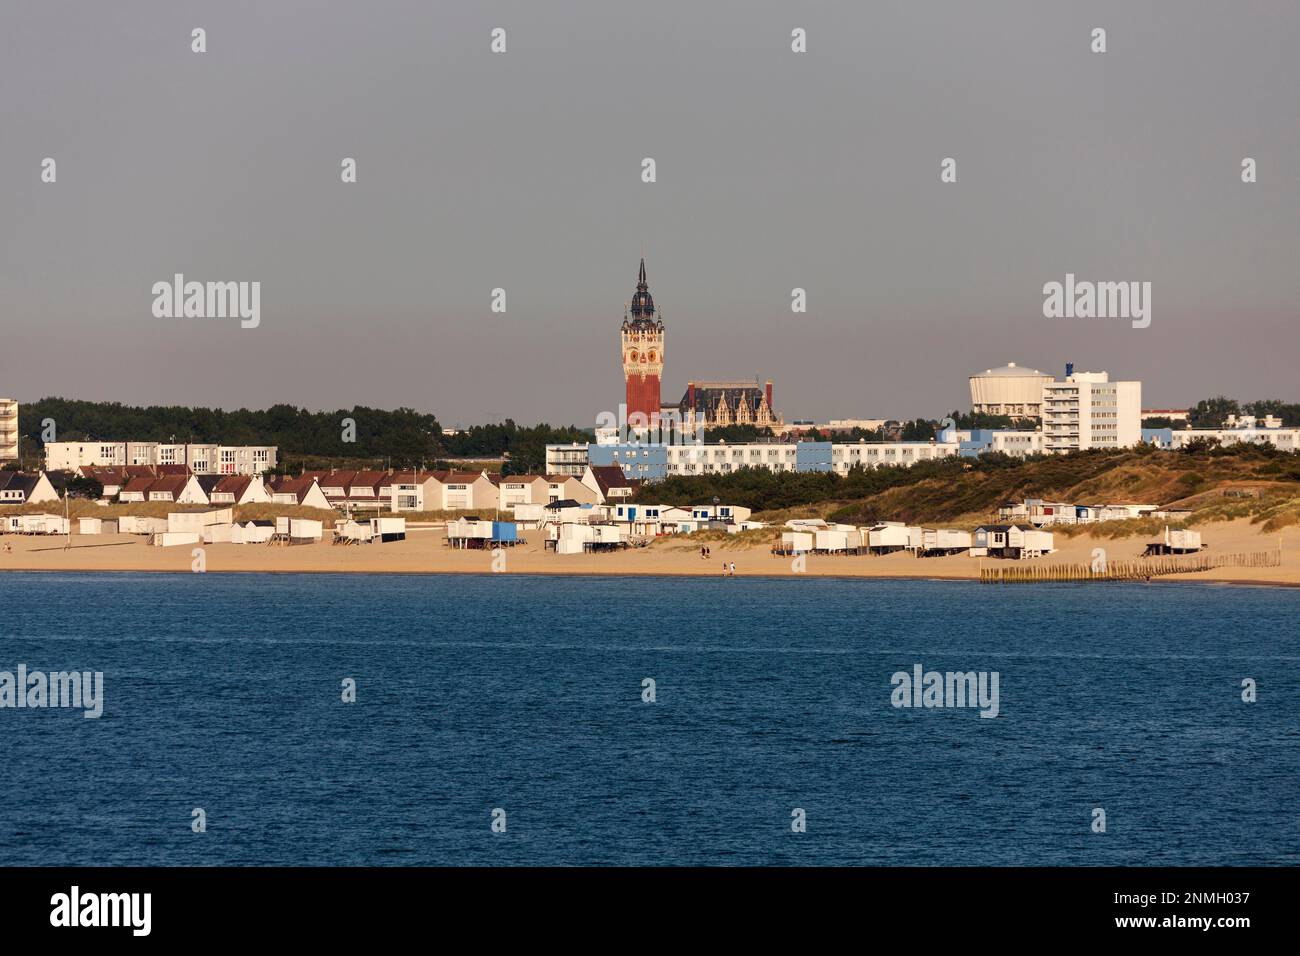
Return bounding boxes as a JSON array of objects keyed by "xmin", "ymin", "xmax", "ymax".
[
  {"xmin": 119, "ymin": 515, "xmax": 168, "ymax": 535},
  {"xmin": 1143, "ymin": 526, "xmax": 1204, "ymax": 556},
  {"xmin": 19, "ymin": 514, "xmax": 70, "ymax": 535},
  {"xmin": 814, "ymin": 528, "xmax": 855, "ymax": 553},
  {"xmin": 868, "ymin": 522, "xmax": 923, "ymax": 554},
  {"xmin": 509, "ymin": 502, "xmax": 546, "ymax": 529},
  {"xmin": 79, "ymin": 517, "xmax": 104, "ymax": 535},
  {"xmin": 446, "ymin": 517, "xmax": 494, "ymax": 548},
  {"xmin": 920, "ymin": 529, "xmax": 972, "ymax": 556},
  {"xmin": 779, "ymin": 531, "xmax": 814, "ymax": 555},
  {"xmin": 168, "ymin": 509, "xmax": 234, "ymax": 534},
  {"xmin": 971, "ymin": 525, "xmax": 1054, "ymax": 559},
  {"xmin": 552, "ymin": 523, "xmax": 591, "ymax": 554},
  {"xmin": 369, "ymin": 517, "xmax": 407, "ymax": 543},
  {"xmin": 152, "ymin": 531, "xmax": 201, "ymax": 547},
  {"xmin": 289, "ymin": 518, "xmax": 323, "ymax": 544},
  {"xmin": 202, "ymin": 523, "xmax": 235, "ymax": 544},
  {"xmin": 549, "ymin": 522, "xmax": 624, "ymax": 553},
  {"xmin": 243, "ymin": 521, "xmax": 275, "ymax": 544},
  {"xmin": 334, "ymin": 520, "xmax": 373, "ymax": 544}
]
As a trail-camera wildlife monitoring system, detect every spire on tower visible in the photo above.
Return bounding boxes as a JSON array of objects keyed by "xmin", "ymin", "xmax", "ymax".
[{"xmin": 629, "ymin": 256, "xmax": 655, "ymax": 321}]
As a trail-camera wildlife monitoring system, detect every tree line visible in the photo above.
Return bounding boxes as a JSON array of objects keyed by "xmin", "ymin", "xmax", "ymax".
[{"xmin": 18, "ymin": 398, "xmax": 589, "ymax": 470}]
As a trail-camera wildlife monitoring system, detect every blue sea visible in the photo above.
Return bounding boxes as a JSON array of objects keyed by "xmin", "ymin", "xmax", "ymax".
[{"xmin": 0, "ymin": 572, "xmax": 1296, "ymax": 866}]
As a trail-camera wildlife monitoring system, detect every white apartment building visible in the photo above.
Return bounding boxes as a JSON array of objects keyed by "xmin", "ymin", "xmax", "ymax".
[
  {"xmin": 668, "ymin": 443, "xmax": 800, "ymax": 474},
  {"xmin": 45, "ymin": 441, "xmax": 277, "ymax": 475},
  {"xmin": 662, "ymin": 439, "xmax": 963, "ymax": 476},
  {"xmin": 545, "ymin": 443, "xmax": 590, "ymax": 476},
  {"xmin": 830, "ymin": 441, "xmax": 961, "ymax": 474},
  {"xmin": 0, "ymin": 398, "xmax": 19, "ymax": 462},
  {"xmin": 1041, "ymin": 371, "xmax": 1141, "ymax": 454},
  {"xmin": 1150, "ymin": 415, "xmax": 1300, "ymax": 453},
  {"xmin": 986, "ymin": 430, "xmax": 1044, "ymax": 456}
]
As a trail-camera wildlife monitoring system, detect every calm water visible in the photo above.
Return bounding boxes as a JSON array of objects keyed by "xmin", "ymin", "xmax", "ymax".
[{"xmin": 0, "ymin": 571, "xmax": 1296, "ymax": 866}]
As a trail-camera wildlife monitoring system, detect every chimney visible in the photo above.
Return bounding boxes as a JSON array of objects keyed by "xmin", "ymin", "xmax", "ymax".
[
  {"xmin": 688, "ymin": 382, "xmax": 696, "ymax": 410},
  {"xmin": 765, "ymin": 380, "xmax": 773, "ymax": 410}
]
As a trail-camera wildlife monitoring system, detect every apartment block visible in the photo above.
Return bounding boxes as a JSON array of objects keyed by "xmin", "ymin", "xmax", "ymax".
[
  {"xmin": 0, "ymin": 399, "xmax": 18, "ymax": 462},
  {"xmin": 1041, "ymin": 371, "xmax": 1141, "ymax": 454},
  {"xmin": 45, "ymin": 441, "xmax": 277, "ymax": 475}
]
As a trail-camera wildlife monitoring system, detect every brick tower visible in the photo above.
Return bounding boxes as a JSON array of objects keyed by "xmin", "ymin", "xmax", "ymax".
[{"xmin": 620, "ymin": 257, "xmax": 664, "ymax": 428}]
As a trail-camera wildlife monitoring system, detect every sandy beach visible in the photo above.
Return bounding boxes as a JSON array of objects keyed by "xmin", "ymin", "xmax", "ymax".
[{"xmin": 2, "ymin": 518, "xmax": 1297, "ymax": 587}]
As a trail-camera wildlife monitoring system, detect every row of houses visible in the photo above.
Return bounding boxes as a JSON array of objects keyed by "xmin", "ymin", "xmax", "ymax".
[
  {"xmin": 997, "ymin": 498, "xmax": 1192, "ymax": 526},
  {"xmin": 0, "ymin": 462, "xmax": 643, "ymax": 517},
  {"xmin": 98, "ymin": 464, "xmax": 643, "ymax": 514}
]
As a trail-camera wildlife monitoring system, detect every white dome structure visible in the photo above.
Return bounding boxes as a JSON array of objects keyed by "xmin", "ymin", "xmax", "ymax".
[{"xmin": 969, "ymin": 362, "xmax": 1055, "ymax": 420}]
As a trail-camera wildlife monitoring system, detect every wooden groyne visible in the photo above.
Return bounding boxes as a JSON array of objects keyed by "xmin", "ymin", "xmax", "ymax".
[{"xmin": 980, "ymin": 549, "xmax": 1282, "ymax": 584}]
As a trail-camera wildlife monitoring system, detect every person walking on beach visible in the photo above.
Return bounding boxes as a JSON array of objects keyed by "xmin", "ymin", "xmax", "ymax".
[{"xmin": 729, "ymin": 561, "xmax": 736, "ymax": 576}]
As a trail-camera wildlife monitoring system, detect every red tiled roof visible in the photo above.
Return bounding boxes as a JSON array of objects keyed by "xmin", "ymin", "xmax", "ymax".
[
  {"xmin": 587, "ymin": 465, "xmax": 633, "ymax": 496},
  {"xmin": 215, "ymin": 475, "xmax": 252, "ymax": 496},
  {"xmin": 348, "ymin": 471, "xmax": 386, "ymax": 493},
  {"xmin": 306, "ymin": 470, "xmax": 357, "ymax": 493},
  {"xmin": 80, "ymin": 465, "xmax": 128, "ymax": 484},
  {"xmin": 148, "ymin": 475, "xmax": 189, "ymax": 495},
  {"xmin": 269, "ymin": 476, "xmax": 321, "ymax": 504}
]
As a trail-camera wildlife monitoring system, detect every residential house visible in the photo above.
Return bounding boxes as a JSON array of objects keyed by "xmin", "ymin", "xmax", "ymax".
[
  {"xmin": 304, "ymin": 470, "xmax": 358, "ymax": 508},
  {"xmin": 545, "ymin": 474, "xmax": 599, "ymax": 505},
  {"xmin": 432, "ymin": 471, "xmax": 499, "ymax": 511},
  {"xmin": 581, "ymin": 465, "xmax": 639, "ymax": 505},
  {"xmin": 204, "ymin": 475, "xmax": 270, "ymax": 506},
  {"xmin": 345, "ymin": 471, "xmax": 388, "ymax": 511},
  {"xmin": 494, "ymin": 475, "xmax": 551, "ymax": 510},
  {"xmin": 145, "ymin": 474, "xmax": 208, "ymax": 505},
  {"xmin": 0, "ymin": 471, "xmax": 60, "ymax": 507},
  {"xmin": 385, "ymin": 471, "xmax": 443, "ymax": 512},
  {"xmin": 267, "ymin": 476, "xmax": 333, "ymax": 510}
]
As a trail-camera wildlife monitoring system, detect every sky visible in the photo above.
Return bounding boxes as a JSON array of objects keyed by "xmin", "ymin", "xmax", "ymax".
[{"xmin": 2, "ymin": 0, "xmax": 1298, "ymax": 428}]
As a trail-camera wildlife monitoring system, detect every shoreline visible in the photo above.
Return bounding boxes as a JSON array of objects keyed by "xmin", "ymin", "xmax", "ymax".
[
  {"xmin": 2, "ymin": 564, "xmax": 1298, "ymax": 588},
  {"xmin": 1, "ymin": 517, "xmax": 1297, "ymax": 589}
]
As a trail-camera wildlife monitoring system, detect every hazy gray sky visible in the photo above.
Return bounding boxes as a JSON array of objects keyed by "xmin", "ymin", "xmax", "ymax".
[{"xmin": 3, "ymin": 1, "xmax": 1297, "ymax": 427}]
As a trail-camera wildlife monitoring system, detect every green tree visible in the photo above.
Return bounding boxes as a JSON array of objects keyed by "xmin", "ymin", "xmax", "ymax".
[{"xmin": 1188, "ymin": 396, "xmax": 1239, "ymax": 428}]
